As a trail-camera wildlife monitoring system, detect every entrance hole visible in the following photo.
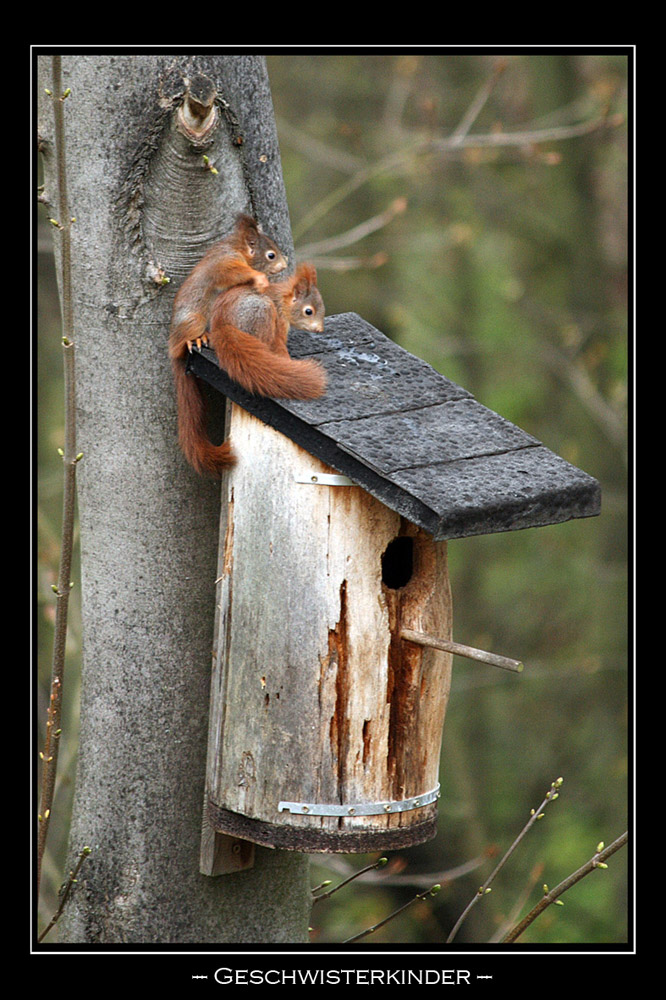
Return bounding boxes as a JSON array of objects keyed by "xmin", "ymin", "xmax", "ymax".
[{"xmin": 381, "ymin": 536, "xmax": 414, "ymax": 590}]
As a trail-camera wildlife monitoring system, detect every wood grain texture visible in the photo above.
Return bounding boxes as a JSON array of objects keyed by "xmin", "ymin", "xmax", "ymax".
[{"xmin": 203, "ymin": 406, "xmax": 453, "ymax": 853}]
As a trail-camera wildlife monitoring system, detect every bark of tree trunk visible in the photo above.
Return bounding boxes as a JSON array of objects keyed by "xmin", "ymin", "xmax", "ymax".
[{"xmin": 38, "ymin": 52, "xmax": 310, "ymax": 944}]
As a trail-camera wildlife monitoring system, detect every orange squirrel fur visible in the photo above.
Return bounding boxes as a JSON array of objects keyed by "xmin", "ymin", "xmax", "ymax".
[
  {"xmin": 170, "ymin": 213, "xmax": 288, "ymax": 476},
  {"xmin": 169, "ymin": 213, "xmax": 288, "ymax": 362},
  {"xmin": 175, "ymin": 262, "xmax": 327, "ymax": 477}
]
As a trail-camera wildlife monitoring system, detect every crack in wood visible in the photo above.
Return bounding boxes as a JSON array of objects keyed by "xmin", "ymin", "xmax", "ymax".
[{"xmin": 328, "ymin": 580, "xmax": 349, "ymax": 807}]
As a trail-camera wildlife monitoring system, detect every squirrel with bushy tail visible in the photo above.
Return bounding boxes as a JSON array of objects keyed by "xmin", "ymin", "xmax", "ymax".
[{"xmin": 169, "ymin": 213, "xmax": 327, "ymax": 476}]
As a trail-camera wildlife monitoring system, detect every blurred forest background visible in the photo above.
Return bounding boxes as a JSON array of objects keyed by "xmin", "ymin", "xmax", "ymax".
[{"xmin": 37, "ymin": 51, "xmax": 630, "ymax": 945}]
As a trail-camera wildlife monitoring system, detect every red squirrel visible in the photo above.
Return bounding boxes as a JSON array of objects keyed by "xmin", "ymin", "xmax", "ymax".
[
  {"xmin": 171, "ymin": 223, "xmax": 327, "ymax": 476},
  {"xmin": 170, "ymin": 213, "xmax": 287, "ymax": 475},
  {"xmin": 169, "ymin": 213, "xmax": 288, "ymax": 361},
  {"xmin": 207, "ymin": 262, "xmax": 327, "ymax": 396}
]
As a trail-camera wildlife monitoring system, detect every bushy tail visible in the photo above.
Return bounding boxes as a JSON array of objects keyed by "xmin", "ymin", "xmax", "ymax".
[
  {"xmin": 173, "ymin": 359, "xmax": 236, "ymax": 477},
  {"xmin": 210, "ymin": 323, "xmax": 327, "ymax": 399}
]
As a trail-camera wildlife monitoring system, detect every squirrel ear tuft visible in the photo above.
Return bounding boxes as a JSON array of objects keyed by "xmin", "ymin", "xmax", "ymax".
[
  {"xmin": 294, "ymin": 262, "xmax": 317, "ymax": 287},
  {"xmin": 235, "ymin": 213, "xmax": 260, "ymax": 253},
  {"xmin": 235, "ymin": 213, "xmax": 260, "ymax": 240}
]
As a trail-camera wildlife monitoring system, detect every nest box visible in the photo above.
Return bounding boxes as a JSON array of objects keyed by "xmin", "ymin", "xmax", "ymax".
[{"xmin": 190, "ymin": 312, "xmax": 600, "ymax": 874}]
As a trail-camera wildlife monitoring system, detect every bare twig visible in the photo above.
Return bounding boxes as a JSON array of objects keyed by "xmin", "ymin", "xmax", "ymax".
[
  {"xmin": 450, "ymin": 58, "xmax": 508, "ymax": 144},
  {"xmin": 312, "ymin": 857, "xmax": 388, "ymax": 904},
  {"xmin": 37, "ymin": 55, "xmax": 79, "ymax": 896},
  {"xmin": 294, "ymin": 99, "xmax": 620, "ymax": 241},
  {"xmin": 446, "ymin": 776, "xmax": 564, "ymax": 943},
  {"xmin": 310, "ymin": 878, "xmax": 333, "ymax": 894},
  {"xmin": 343, "ymin": 884, "xmax": 441, "ymax": 943},
  {"xmin": 297, "ymin": 198, "xmax": 407, "ymax": 259},
  {"xmin": 439, "ymin": 114, "xmax": 617, "ymax": 152},
  {"xmin": 301, "ymin": 252, "xmax": 389, "ymax": 273},
  {"xmin": 501, "ymin": 831, "xmax": 628, "ymax": 943},
  {"xmin": 293, "ymin": 146, "xmax": 424, "ymax": 240},
  {"xmin": 381, "ymin": 56, "xmax": 420, "ymax": 136},
  {"xmin": 489, "ymin": 862, "xmax": 545, "ymax": 943},
  {"xmin": 38, "ymin": 846, "xmax": 91, "ymax": 942},
  {"xmin": 275, "ymin": 114, "xmax": 366, "ymax": 175},
  {"xmin": 340, "ymin": 855, "xmax": 487, "ymax": 890},
  {"xmin": 540, "ymin": 340, "xmax": 627, "ymax": 455}
]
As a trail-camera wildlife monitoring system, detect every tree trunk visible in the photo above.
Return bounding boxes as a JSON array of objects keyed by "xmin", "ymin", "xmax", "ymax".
[{"xmin": 38, "ymin": 53, "xmax": 310, "ymax": 944}]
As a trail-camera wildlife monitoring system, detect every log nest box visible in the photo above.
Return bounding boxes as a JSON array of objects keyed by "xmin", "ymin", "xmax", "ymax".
[{"xmin": 190, "ymin": 312, "xmax": 601, "ymax": 873}]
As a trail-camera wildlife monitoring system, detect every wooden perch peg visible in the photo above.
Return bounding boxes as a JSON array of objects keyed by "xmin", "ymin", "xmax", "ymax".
[{"xmin": 401, "ymin": 628, "xmax": 524, "ymax": 674}]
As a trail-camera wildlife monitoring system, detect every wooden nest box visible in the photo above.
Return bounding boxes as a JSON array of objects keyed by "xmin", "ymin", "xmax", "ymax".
[{"xmin": 190, "ymin": 312, "xmax": 601, "ymax": 874}]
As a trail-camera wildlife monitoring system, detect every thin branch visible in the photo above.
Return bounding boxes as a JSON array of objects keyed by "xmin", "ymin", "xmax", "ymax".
[
  {"xmin": 310, "ymin": 853, "xmax": 486, "ymax": 893},
  {"xmin": 489, "ymin": 862, "xmax": 545, "ymax": 943},
  {"xmin": 343, "ymin": 855, "xmax": 487, "ymax": 890},
  {"xmin": 37, "ymin": 55, "xmax": 79, "ymax": 896},
  {"xmin": 293, "ymin": 108, "xmax": 620, "ymax": 241},
  {"xmin": 343, "ymin": 884, "xmax": 441, "ymax": 943},
  {"xmin": 311, "ymin": 878, "xmax": 333, "ymax": 894},
  {"xmin": 540, "ymin": 340, "xmax": 627, "ymax": 454},
  {"xmin": 501, "ymin": 831, "xmax": 628, "ymax": 943},
  {"xmin": 38, "ymin": 846, "xmax": 91, "ymax": 942},
  {"xmin": 381, "ymin": 57, "xmax": 420, "ymax": 136},
  {"xmin": 292, "ymin": 146, "xmax": 424, "ymax": 241},
  {"xmin": 297, "ymin": 197, "xmax": 407, "ymax": 259},
  {"xmin": 302, "ymin": 252, "xmax": 389, "ymax": 273},
  {"xmin": 450, "ymin": 58, "xmax": 508, "ymax": 144},
  {"xmin": 439, "ymin": 113, "xmax": 619, "ymax": 152},
  {"xmin": 446, "ymin": 776, "xmax": 564, "ymax": 944},
  {"xmin": 275, "ymin": 114, "xmax": 366, "ymax": 175},
  {"xmin": 515, "ymin": 294, "xmax": 627, "ymax": 461},
  {"xmin": 312, "ymin": 857, "xmax": 388, "ymax": 904}
]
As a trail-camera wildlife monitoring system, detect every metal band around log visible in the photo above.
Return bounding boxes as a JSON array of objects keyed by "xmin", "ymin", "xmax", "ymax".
[
  {"xmin": 278, "ymin": 782, "xmax": 440, "ymax": 817},
  {"xmin": 294, "ymin": 473, "xmax": 355, "ymax": 486}
]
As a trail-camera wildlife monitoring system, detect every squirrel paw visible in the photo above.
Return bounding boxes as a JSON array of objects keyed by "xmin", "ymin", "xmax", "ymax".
[
  {"xmin": 253, "ymin": 273, "xmax": 270, "ymax": 292},
  {"xmin": 187, "ymin": 334, "xmax": 209, "ymax": 353}
]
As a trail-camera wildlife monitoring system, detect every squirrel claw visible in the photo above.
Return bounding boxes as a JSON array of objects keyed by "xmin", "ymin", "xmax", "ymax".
[{"xmin": 186, "ymin": 335, "xmax": 209, "ymax": 353}]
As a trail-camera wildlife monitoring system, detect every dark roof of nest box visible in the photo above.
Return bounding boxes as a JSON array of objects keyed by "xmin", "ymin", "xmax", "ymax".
[{"xmin": 187, "ymin": 311, "xmax": 601, "ymax": 541}]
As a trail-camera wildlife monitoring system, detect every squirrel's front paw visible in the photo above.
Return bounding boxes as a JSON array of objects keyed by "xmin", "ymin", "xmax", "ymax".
[{"xmin": 187, "ymin": 334, "xmax": 209, "ymax": 352}]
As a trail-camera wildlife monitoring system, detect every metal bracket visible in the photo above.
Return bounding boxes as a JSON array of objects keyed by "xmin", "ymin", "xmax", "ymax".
[
  {"xmin": 278, "ymin": 783, "xmax": 440, "ymax": 817},
  {"xmin": 294, "ymin": 473, "xmax": 355, "ymax": 486}
]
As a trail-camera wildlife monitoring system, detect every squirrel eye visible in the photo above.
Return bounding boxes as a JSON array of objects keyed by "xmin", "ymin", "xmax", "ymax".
[
  {"xmin": 304, "ymin": 306, "xmax": 313, "ymax": 315},
  {"xmin": 266, "ymin": 251, "xmax": 275, "ymax": 260}
]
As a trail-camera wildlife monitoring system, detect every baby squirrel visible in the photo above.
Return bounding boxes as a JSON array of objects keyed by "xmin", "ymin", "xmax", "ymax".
[
  {"xmin": 208, "ymin": 262, "xmax": 327, "ymax": 396},
  {"xmin": 169, "ymin": 212, "xmax": 288, "ymax": 361},
  {"xmin": 169, "ymin": 215, "xmax": 327, "ymax": 477}
]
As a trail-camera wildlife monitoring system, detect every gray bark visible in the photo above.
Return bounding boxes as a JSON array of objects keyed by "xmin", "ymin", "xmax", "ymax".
[{"xmin": 38, "ymin": 53, "xmax": 310, "ymax": 944}]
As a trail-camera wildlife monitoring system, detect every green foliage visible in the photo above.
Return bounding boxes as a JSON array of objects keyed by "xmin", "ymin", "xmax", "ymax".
[
  {"xmin": 267, "ymin": 52, "xmax": 629, "ymax": 946},
  {"xmin": 38, "ymin": 51, "xmax": 629, "ymax": 945}
]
